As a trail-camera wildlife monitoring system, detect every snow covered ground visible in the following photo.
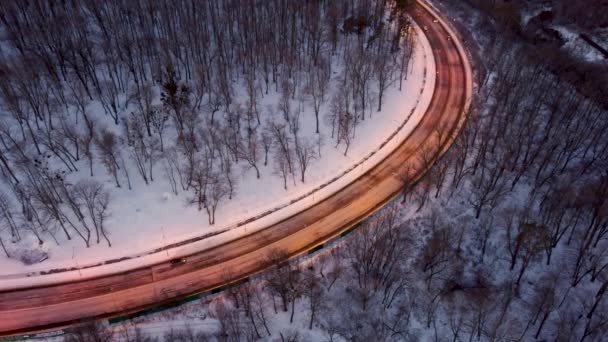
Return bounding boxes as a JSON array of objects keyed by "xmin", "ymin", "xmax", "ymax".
[
  {"xmin": 41, "ymin": 2, "xmax": 601, "ymax": 341},
  {"xmin": 551, "ymin": 25, "xmax": 606, "ymax": 62},
  {"xmin": 0, "ymin": 22, "xmax": 435, "ymax": 290},
  {"xmin": 518, "ymin": 3, "xmax": 605, "ymax": 63}
]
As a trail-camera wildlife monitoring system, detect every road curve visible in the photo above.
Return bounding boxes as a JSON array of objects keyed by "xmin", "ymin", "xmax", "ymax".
[{"xmin": 0, "ymin": 1, "xmax": 472, "ymax": 336}]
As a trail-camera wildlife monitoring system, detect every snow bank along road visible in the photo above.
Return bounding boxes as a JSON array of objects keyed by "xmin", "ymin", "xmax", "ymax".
[{"xmin": 0, "ymin": 0, "xmax": 473, "ymax": 336}]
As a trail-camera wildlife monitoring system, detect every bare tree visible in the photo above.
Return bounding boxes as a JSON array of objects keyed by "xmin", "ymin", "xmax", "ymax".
[
  {"xmin": 125, "ymin": 114, "xmax": 150, "ymax": 184},
  {"xmin": 161, "ymin": 64, "xmax": 192, "ymax": 133},
  {"xmin": 418, "ymin": 225, "xmax": 458, "ymax": 290},
  {"xmin": 521, "ymin": 273, "xmax": 559, "ymax": 340},
  {"xmin": 213, "ymin": 300, "xmax": 245, "ymax": 341},
  {"xmin": 265, "ymin": 249, "xmax": 301, "ymax": 320},
  {"xmin": 0, "ymin": 192, "xmax": 20, "ymax": 244},
  {"xmin": 278, "ymin": 79, "xmax": 292, "ymax": 122},
  {"xmin": 397, "ymin": 22, "xmax": 415, "ymax": 90},
  {"xmin": 98, "ymin": 81, "xmax": 121, "ymax": 125},
  {"xmin": 150, "ymin": 106, "xmax": 169, "ymax": 153},
  {"xmin": 261, "ymin": 131, "xmax": 273, "ymax": 166},
  {"xmin": 130, "ymin": 82, "xmax": 156, "ymax": 137},
  {"xmin": 513, "ymin": 223, "xmax": 548, "ymax": 286},
  {"xmin": 189, "ymin": 158, "xmax": 211, "ymax": 212},
  {"xmin": 469, "ymin": 156, "xmax": 510, "ymax": 219},
  {"xmin": 218, "ymin": 144, "xmax": 237, "ymax": 200},
  {"xmin": 579, "ymin": 280, "xmax": 608, "ymax": 342},
  {"xmin": 163, "ymin": 147, "xmax": 185, "ymax": 194},
  {"xmin": 501, "ymin": 206, "xmax": 549, "ymax": 287},
  {"xmin": 269, "ymin": 120, "xmax": 293, "ymax": 175},
  {"xmin": 396, "ymin": 165, "xmax": 415, "ymax": 204},
  {"xmin": 346, "ymin": 45, "xmax": 374, "ymax": 121},
  {"xmin": 306, "ymin": 62, "xmax": 330, "ymax": 133},
  {"xmin": 96, "ymin": 130, "xmax": 122, "ymax": 188},
  {"xmin": 295, "ymin": 137, "xmax": 316, "ymax": 183},
  {"xmin": 235, "ymin": 282, "xmax": 262, "ymax": 339},
  {"xmin": 73, "ymin": 180, "xmax": 111, "ymax": 247},
  {"xmin": 373, "ymin": 35, "xmax": 396, "ymax": 112},
  {"xmin": 252, "ymin": 287, "xmax": 272, "ymax": 337},
  {"xmin": 65, "ymin": 321, "xmax": 114, "ymax": 342},
  {"xmin": 293, "ymin": 267, "xmax": 320, "ymax": 330},
  {"xmin": 319, "ymin": 250, "xmax": 344, "ymax": 293},
  {"xmin": 0, "ymin": 214, "xmax": 12, "ymax": 258},
  {"xmin": 336, "ymin": 109, "xmax": 355, "ymax": 156},
  {"xmin": 205, "ymin": 173, "xmax": 227, "ymax": 225},
  {"xmin": 80, "ymin": 115, "xmax": 96, "ymax": 177},
  {"xmin": 239, "ymin": 130, "xmax": 261, "ymax": 179},
  {"xmin": 465, "ymin": 285, "xmax": 497, "ymax": 341},
  {"xmin": 346, "ymin": 205, "xmax": 408, "ymax": 311}
]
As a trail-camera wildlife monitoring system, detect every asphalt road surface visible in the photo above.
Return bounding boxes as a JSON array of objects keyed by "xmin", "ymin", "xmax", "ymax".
[{"xmin": 0, "ymin": 0, "xmax": 472, "ymax": 337}]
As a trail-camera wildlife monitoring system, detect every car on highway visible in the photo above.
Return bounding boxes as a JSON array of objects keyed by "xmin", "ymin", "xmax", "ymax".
[{"xmin": 169, "ymin": 257, "xmax": 187, "ymax": 266}]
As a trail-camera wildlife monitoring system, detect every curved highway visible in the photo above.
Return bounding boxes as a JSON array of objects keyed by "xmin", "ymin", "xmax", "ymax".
[{"xmin": 0, "ymin": 1, "xmax": 472, "ymax": 337}]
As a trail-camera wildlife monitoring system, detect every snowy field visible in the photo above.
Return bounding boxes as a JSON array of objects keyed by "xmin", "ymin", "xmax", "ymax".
[
  {"xmin": 551, "ymin": 25, "xmax": 606, "ymax": 62},
  {"xmin": 0, "ymin": 22, "xmax": 436, "ymax": 288}
]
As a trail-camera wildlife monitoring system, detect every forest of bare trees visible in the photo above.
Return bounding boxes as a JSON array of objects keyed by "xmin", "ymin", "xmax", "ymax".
[
  {"xmin": 0, "ymin": 0, "xmax": 416, "ymax": 259},
  {"xmin": 61, "ymin": 0, "xmax": 608, "ymax": 340},
  {"xmin": 1, "ymin": 0, "xmax": 605, "ymax": 340}
]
